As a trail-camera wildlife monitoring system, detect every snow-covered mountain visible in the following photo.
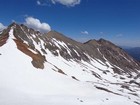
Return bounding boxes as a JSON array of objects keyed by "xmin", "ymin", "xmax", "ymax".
[{"xmin": 0, "ymin": 23, "xmax": 140, "ymax": 105}]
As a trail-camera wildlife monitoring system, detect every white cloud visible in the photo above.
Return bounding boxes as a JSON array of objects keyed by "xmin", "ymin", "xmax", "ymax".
[
  {"xmin": 99, "ymin": 32, "xmax": 104, "ymax": 34},
  {"xmin": 37, "ymin": 0, "xmax": 47, "ymax": 6},
  {"xmin": 51, "ymin": 0, "xmax": 81, "ymax": 6},
  {"xmin": 0, "ymin": 23, "xmax": 7, "ymax": 31},
  {"xmin": 37, "ymin": 0, "xmax": 41, "ymax": 5},
  {"xmin": 116, "ymin": 33, "xmax": 123, "ymax": 37},
  {"xmin": 81, "ymin": 31, "xmax": 89, "ymax": 35},
  {"xmin": 24, "ymin": 17, "xmax": 51, "ymax": 33}
]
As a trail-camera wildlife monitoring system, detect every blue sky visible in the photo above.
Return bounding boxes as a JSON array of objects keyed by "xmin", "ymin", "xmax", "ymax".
[{"xmin": 0, "ymin": 0, "xmax": 140, "ymax": 47}]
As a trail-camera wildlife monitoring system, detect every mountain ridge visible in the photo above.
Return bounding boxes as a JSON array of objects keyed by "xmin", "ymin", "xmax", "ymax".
[{"xmin": 1, "ymin": 22, "xmax": 140, "ymax": 72}]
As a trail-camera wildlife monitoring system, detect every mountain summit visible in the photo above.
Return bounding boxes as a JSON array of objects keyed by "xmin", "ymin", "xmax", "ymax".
[{"xmin": 0, "ymin": 23, "xmax": 140, "ymax": 105}]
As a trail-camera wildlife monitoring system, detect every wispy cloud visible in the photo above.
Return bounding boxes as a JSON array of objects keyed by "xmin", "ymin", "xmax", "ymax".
[
  {"xmin": 37, "ymin": 0, "xmax": 41, "ymax": 5},
  {"xmin": 37, "ymin": 0, "xmax": 48, "ymax": 6},
  {"xmin": 116, "ymin": 33, "xmax": 123, "ymax": 37},
  {"xmin": 0, "ymin": 23, "xmax": 7, "ymax": 31},
  {"xmin": 37, "ymin": 0, "xmax": 81, "ymax": 7},
  {"xmin": 24, "ymin": 17, "xmax": 51, "ymax": 33},
  {"xmin": 81, "ymin": 31, "xmax": 89, "ymax": 35},
  {"xmin": 99, "ymin": 32, "xmax": 104, "ymax": 34},
  {"xmin": 51, "ymin": 0, "xmax": 81, "ymax": 7}
]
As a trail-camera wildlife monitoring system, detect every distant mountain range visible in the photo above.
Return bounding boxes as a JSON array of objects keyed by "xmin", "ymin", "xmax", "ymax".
[{"xmin": 122, "ymin": 47, "xmax": 140, "ymax": 62}]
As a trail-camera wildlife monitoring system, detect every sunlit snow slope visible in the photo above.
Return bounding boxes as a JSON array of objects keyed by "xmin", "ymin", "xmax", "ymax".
[{"xmin": 0, "ymin": 23, "xmax": 140, "ymax": 105}]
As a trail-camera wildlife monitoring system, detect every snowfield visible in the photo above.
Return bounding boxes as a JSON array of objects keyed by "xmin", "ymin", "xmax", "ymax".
[{"xmin": 0, "ymin": 27, "xmax": 140, "ymax": 105}]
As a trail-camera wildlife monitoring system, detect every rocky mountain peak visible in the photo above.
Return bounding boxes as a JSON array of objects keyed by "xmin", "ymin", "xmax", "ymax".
[
  {"xmin": 84, "ymin": 39, "xmax": 100, "ymax": 46},
  {"xmin": 8, "ymin": 22, "xmax": 17, "ymax": 27}
]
